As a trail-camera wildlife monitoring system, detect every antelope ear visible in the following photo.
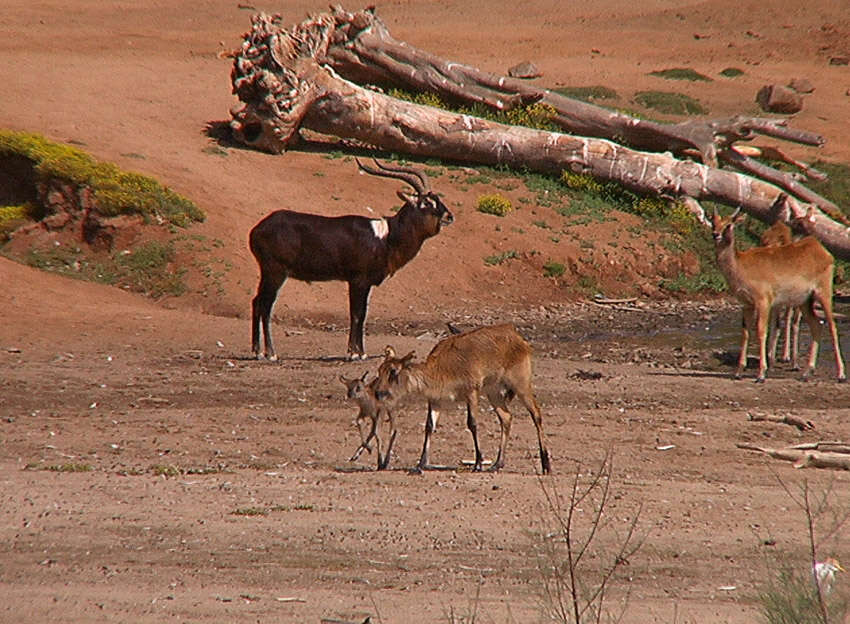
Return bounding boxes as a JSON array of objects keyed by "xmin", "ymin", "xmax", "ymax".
[
  {"xmin": 402, "ymin": 350, "xmax": 416, "ymax": 364},
  {"xmin": 396, "ymin": 190, "xmax": 417, "ymax": 205},
  {"xmin": 339, "ymin": 374, "xmax": 348, "ymax": 384},
  {"xmin": 384, "ymin": 345, "xmax": 396, "ymax": 359},
  {"xmin": 360, "ymin": 370, "xmax": 369, "ymax": 382}
]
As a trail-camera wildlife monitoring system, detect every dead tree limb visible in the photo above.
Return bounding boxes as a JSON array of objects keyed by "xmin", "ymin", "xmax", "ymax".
[
  {"xmin": 314, "ymin": 5, "xmax": 841, "ymax": 213},
  {"xmin": 226, "ymin": 9, "xmax": 850, "ymax": 259},
  {"xmin": 738, "ymin": 443, "xmax": 850, "ymax": 471},
  {"xmin": 747, "ymin": 412, "xmax": 815, "ymax": 432}
]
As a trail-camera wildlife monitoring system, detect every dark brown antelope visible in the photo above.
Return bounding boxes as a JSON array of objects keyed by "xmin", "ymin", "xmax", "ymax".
[
  {"xmin": 249, "ymin": 159, "xmax": 453, "ymax": 360},
  {"xmin": 340, "ymin": 372, "xmax": 397, "ymax": 470},
  {"xmin": 712, "ymin": 207, "xmax": 845, "ymax": 382},
  {"xmin": 374, "ymin": 324, "xmax": 551, "ymax": 474}
]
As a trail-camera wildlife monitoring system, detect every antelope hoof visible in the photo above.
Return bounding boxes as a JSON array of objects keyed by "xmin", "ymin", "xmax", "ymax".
[
  {"xmin": 377, "ymin": 454, "xmax": 391, "ymax": 471},
  {"xmin": 839, "ymin": 376, "xmax": 847, "ymax": 384},
  {"xmin": 267, "ymin": 353, "xmax": 278, "ymax": 362},
  {"xmin": 347, "ymin": 352, "xmax": 367, "ymax": 361},
  {"xmin": 754, "ymin": 376, "xmax": 766, "ymax": 384},
  {"xmin": 408, "ymin": 465, "xmax": 424, "ymax": 475}
]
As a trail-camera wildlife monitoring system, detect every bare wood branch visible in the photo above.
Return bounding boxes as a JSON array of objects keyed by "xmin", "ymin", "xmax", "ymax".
[
  {"xmin": 747, "ymin": 412, "xmax": 816, "ymax": 431},
  {"xmin": 737, "ymin": 443, "xmax": 850, "ymax": 470}
]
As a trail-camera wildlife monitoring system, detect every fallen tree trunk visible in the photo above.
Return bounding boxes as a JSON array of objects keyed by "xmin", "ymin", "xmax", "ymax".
[
  {"xmin": 320, "ymin": 6, "xmax": 833, "ymax": 200},
  {"xmin": 226, "ymin": 10, "xmax": 850, "ymax": 259}
]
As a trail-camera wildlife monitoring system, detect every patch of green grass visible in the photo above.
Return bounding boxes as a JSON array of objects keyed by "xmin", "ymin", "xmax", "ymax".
[
  {"xmin": 551, "ymin": 85, "xmax": 619, "ymax": 102},
  {"xmin": 387, "ymin": 88, "xmax": 559, "ymax": 132},
  {"xmin": 44, "ymin": 463, "xmax": 93, "ymax": 473},
  {"xmin": 466, "ymin": 174, "xmax": 492, "ymax": 185},
  {"xmin": 18, "ymin": 240, "xmax": 186, "ymax": 299},
  {"xmin": 151, "ymin": 464, "xmax": 181, "ymax": 477},
  {"xmin": 649, "ymin": 68, "xmax": 712, "ymax": 82},
  {"xmin": 634, "ymin": 91, "xmax": 707, "ymax": 115},
  {"xmin": 484, "ymin": 250, "xmax": 519, "ymax": 266},
  {"xmin": 719, "ymin": 67, "xmax": 745, "ymax": 78},
  {"xmin": 660, "ymin": 271, "xmax": 726, "ymax": 294},
  {"xmin": 543, "ymin": 260, "xmax": 565, "ymax": 278},
  {"xmin": 116, "ymin": 241, "xmax": 185, "ymax": 298},
  {"xmin": 809, "ymin": 160, "xmax": 850, "ymax": 210},
  {"xmin": 0, "ymin": 129, "xmax": 204, "ymax": 227},
  {"xmin": 477, "ymin": 193, "xmax": 513, "ymax": 216},
  {"xmin": 202, "ymin": 145, "xmax": 228, "ymax": 157},
  {"xmin": 233, "ymin": 507, "xmax": 268, "ymax": 516}
]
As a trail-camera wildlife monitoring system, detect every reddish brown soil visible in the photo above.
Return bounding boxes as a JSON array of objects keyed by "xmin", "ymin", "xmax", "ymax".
[{"xmin": 2, "ymin": 2, "xmax": 850, "ymax": 622}]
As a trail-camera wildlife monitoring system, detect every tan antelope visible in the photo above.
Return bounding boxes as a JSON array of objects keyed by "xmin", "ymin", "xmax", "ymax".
[
  {"xmin": 759, "ymin": 220, "xmax": 803, "ymax": 367},
  {"xmin": 712, "ymin": 207, "xmax": 846, "ymax": 382},
  {"xmin": 340, "ymin": 372, "xmax": 397, "ymax": 470},
  {"xmin": 374, "ymin": 324, "xmax": 551, "ymax": 474}
]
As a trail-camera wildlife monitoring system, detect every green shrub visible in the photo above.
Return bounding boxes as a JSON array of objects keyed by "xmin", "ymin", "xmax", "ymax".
[
  {"xmin": 0, "ymin": 129, "xmax": 204, "ymax": 227},
  {"xmin": 477, "ymin": 193, "xmax": 513, "ymax": 216},
  {"xmin": 719, "ymin": 67, "xmax": 745, "ymax": 78},
  {"xmin": 551, "ymin": 85, "xmax": 619, "ymax": 102},
  {"xmin": 543, "ymin": 260, "xmax": 565, "ymax": 278},
  {"xmin": 649, "ymin": 68, "xmax": 712, "ymax": 82},
  {"xmin": 0, "ymin": 203, "xmax": 33, "ymax": 237},
  {"xmin": 634, "ymin": 91, "xmax": 707, "ymax": 115},
  {"xmin": 484, "ymin": 250, "xmax": 519, "ymax": 266}
]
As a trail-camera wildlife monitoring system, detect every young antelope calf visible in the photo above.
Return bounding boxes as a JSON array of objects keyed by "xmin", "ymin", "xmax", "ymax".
[
  {"xmin": 374, "ymin": 324, "xmax": 551, "ymax": 474},
  {"xmin": 340, "ymin": 372, "xmax": 397, "ymax": 470}
]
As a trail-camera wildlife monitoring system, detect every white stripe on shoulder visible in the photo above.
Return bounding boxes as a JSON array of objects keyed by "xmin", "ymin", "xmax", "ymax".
[{"xmin": 370, "ymin": 218, "xmax": 389, "ymax": 240}]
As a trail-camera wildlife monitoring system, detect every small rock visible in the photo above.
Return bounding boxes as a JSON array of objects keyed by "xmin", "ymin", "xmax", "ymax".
[
  {"xmin": 756, "ymin": 84, "xmax": 803, "ymax": 114},
  {"xmin": 788, "ymin": 77, "xmax": 814, "ymax": 94},
  {"xmin": 507, "ymin": 61, "xmax": 542, "ymax": 79}
]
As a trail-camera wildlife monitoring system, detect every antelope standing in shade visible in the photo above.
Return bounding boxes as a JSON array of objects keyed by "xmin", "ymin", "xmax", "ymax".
[
  {"xmin": 712, "ymin": 207, "xmax": 845, "ymax": 382},
  {"xmin": 249, "ymin": 159, "xmax": 453, "ymax": 360},
  {"xmin": 374, "ymin": 324, "xmax": 551, "ymax": 474}
]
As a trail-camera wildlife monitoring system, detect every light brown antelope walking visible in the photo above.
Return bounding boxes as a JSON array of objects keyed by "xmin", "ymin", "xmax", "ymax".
[
  {"xmin": 712, "ymin": 207, "xmax": 846, "ymax": 382},
  {"xmin": 374, "ymin": 324, "xmax": 551, "ymax": 474},
  {"xmin": 340, "ymin": 372, "xmax": 397, "ymax": 470}
]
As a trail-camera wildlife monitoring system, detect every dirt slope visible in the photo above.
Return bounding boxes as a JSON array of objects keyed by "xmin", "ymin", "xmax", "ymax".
[{"xmin": 2, "ymin": 2, "xmax": 850, "ymax": 623}]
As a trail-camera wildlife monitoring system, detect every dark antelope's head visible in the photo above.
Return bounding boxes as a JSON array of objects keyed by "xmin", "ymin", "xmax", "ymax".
[{"xmin": 356, "ymin": 158, "xmax": 454, "ymax": 231}]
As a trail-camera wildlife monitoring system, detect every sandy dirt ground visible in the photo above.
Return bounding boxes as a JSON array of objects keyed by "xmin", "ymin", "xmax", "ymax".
[{"xmin": 2, "ymin": 1, "xmax": 850, "ymax": 622}]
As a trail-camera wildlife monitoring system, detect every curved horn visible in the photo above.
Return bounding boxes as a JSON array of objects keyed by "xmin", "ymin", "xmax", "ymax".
[
  {"xmin": 355, "ymin": 157, "xmax": 426, "ymax": 195},
  {"xmin": 372, "ymin": 159, "xmax": 431, "ymax": 193}
]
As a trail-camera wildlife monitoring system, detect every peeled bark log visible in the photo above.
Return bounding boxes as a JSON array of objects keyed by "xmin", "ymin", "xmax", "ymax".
[
  {"xmin": 737, "ymin": 443, "xmax": 850, "ymax": 471},
  {"xmin": 316, "ymin": 5, "xmax": 840, "ymax": 211},
  {"xmin": 227, "ymin": 9, "xmax": 850, "ymax": 260}
]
